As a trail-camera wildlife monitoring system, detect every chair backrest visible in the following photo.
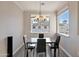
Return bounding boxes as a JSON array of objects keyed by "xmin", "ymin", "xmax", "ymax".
[
  {"xmin": 23, "ymin": 35, "xmax": 27, "ymax": 49},
  {"xmin": 39, "ymin": 34, "xmax": 44, "ymax": 38},
  {"xmin": 55, "ymin": 36, "xmax": 61, "ymax": 48},
  {"xmin": 37, "ymin": 39, "xmax": 46, "ymax": 53}
]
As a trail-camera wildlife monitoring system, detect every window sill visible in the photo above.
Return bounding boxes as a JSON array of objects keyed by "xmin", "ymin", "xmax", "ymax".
[
  {"xmin": 58, "ymin": 33, "xmax": 70, "ymax": 38},
  {"xmin": 30, "ymin": 32, "xmax": 50, "ymax": 33}
]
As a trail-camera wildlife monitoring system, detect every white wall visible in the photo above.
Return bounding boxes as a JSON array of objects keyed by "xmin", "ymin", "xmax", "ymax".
[
  {"xmin": 23, "ymin": 10, "xmax": 56, "ymax": 41},
  {"xmin": 60, "ymin": 2, "xmax": 79, "ymax": 57},
  {"xmin": 0, "ymin": 2, "xmax": 23, "ymax": 56}
]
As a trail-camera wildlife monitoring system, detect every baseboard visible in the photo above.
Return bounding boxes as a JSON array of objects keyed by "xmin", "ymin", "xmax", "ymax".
[
  {"xmin": 60, "ymin": 45, "xmax": 72, "ymax": 57},
  {"xmin": 13, "ymin": 43, "xmax": 24, "ymax": 55}
]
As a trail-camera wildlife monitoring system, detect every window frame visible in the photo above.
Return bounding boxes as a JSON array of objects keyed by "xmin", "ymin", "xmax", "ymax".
[
  {"xmin": 56, "ymin": 7, "xmax": 70, "ymax": 37},
  {"xmin": 31, "ymin": 15, "xmax": 50, "ymax": 33}
]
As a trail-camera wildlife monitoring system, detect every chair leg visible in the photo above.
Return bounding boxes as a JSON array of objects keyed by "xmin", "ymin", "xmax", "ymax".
[
  {"xmin": 24, "ymin": 48, "xmax": 28, "ymax": 57},
  {"xmin": 30, "ymin": 49, "xmax": 33, "ymax": 57},
  {"xmin": 33, "ymin": 49, "xmax": 35, "ymax": 57},
  {"xmin": 58, "ymin": 48, "xmax": 60, "ymax": 57},
  {"xmin": 50, "ymin": 49, "xmax": 52, "ymax": 57},
  {"xmin": 24, "ymin": 49, "xmax": 26, "ymax": 57},
  {"xmin": 45, "ymin": 51, "xmax": 46, "ymax": 57},
  {"xmin": 26, "ymin": 49, "xmax": 28, "ymax": 57},
  {"xmin": 54, "ymin": 48, "xmax": 56, "ymax": 57}
]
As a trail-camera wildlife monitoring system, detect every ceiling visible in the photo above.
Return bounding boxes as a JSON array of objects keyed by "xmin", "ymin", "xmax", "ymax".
[{"xmin": 14, "ymin": 1, "xmax": 68, "ymax": 12}]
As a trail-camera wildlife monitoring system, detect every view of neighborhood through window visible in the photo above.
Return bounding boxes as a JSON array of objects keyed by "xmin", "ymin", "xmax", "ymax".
[
  {"xmin": 57, "ymin": 9, "xmax": 69, "ymax": 35},
  {"xmin": 31, "ymin": 15, "xmax": 50, "ymax": 33}
]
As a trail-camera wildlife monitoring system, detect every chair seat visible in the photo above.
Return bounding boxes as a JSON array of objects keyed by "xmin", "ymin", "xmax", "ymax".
[
  {"xmin": 50, "ymin": 45, "xmax": 59, "ymax": 49},
  {"xmin": 28, "ymin": 46, "xmax": 35, "ymax": 49},
  {"xmin": 49, "ymin": 43, "xmax": 54, "ymax": 48},
  {"xmin": 49, "ymin": 43, "xmax": 59, "ymax": 49},
  {"xmin": 50, "ymin": 46, "xmax": 55, "ymax": 49},
  {"xmin": 25, "ymin": 46, "xmax": 35, "ymax": 49}
]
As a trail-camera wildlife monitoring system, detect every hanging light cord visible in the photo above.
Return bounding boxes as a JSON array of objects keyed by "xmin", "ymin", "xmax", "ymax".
[{"xmin": 39, "ymin": 1, "xmax": 41, "ymax": 17}]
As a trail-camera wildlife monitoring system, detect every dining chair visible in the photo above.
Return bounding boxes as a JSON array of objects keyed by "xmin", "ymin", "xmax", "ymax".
[
  {"xmin": 36, "ymin": 39, "xmax": 46, "ymax": 57},
  {"xmin": 39, "ymin": 33, "xmax": 44, "ymax": 38},
  {"xmin": 23, "ymin": 35, "xmax": 35, "ymax": 57},
  {"xmin": 49, "ymin": 35, "xmax": 61, "ymax": 57}
]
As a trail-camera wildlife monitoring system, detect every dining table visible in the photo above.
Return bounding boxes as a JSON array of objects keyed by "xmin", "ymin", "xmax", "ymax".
[{"xmin": 26, "ymin": 37, "xmax": 56, "ymax": 57}]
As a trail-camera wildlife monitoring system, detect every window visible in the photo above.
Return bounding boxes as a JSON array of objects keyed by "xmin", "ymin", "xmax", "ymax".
[
  {"xmin": 57, "ymin": 9, "xmax": 69, "ymax": 35},
  {"xmin": 31, "ymin": 15, "xmax": 50, "ymax": 33}
]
